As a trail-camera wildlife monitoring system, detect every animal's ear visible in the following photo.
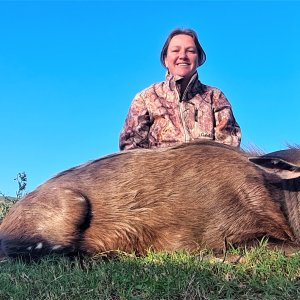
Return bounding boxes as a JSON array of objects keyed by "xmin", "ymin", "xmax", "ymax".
[{"xmin": 249, "ymin": 156, "xmax": 300, "ymax": 179}]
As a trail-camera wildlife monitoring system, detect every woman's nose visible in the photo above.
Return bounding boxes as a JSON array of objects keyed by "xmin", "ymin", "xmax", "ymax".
[{"xmin": 179, "ymin": 50, "xmax": 188, "ymax": 59}]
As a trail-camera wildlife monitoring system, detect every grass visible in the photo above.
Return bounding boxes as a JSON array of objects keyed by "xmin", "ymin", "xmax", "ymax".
[{"xmin": 0, "ymin": 246, "xmax": 300, "ymax": 300}]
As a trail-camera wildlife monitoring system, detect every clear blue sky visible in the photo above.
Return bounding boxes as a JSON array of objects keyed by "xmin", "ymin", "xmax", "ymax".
[{"xmin": 1, "ymin": 1, "xmax": 299, "ymax": 196}]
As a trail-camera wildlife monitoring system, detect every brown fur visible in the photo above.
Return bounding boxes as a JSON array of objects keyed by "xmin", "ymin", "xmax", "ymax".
[{"xmin": 0, "ymin": 140, "xmax": 299, "ymax": 258}]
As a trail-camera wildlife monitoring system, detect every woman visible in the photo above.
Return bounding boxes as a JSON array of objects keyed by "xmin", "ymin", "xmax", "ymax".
[{"xmin": 119, "ymin": 28, "xmax": 241, "ymax": 150}]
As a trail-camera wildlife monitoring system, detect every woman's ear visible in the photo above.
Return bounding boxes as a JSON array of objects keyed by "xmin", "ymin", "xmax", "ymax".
[{"xmin": 164, "ymin": 58, "xmax": 168, "ymax": 68}]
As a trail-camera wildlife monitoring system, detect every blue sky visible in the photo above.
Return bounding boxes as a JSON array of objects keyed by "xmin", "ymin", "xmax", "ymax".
[{"xmin": 1, "ymin": 0, "xmax": 299, "ymax": 196}]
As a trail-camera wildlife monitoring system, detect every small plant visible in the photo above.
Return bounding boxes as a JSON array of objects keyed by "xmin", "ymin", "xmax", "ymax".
[
  {"xmin": 14, "ymin": 172, "xmax": 27, "ymax": 199},
  {"xmin": 0, "ymin": 172, "xmax": 27, "ymax": 221}
]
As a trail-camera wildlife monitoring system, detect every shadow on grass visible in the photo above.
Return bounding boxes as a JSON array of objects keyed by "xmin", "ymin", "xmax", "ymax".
[{"xmin": 0, "ymin": 246, "xmax": 300, "ymax": 300}]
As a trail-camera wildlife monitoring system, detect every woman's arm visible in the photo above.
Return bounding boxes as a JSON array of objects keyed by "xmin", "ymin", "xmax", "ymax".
[
  {"xmin": 213, "ymin": 91, "xmax": 242, "ymax": 147},
  {"xmin": 119, "ymin": 93, "xmax": 153, "ymax": 150}
]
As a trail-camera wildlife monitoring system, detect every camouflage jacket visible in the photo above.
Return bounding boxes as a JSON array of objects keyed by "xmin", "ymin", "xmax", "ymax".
[{"xmin": 119, "ymin": 72, "xmax": 241, "ymax": 150}]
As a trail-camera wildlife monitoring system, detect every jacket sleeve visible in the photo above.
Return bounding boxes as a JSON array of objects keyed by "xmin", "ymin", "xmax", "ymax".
[
  {"xmin": 212, "ymin": 90, "xmax": 242, "ymax": 147},
  {"xmin": 119, "ymin": 92, "xmax": 153, "ymax": 150}
]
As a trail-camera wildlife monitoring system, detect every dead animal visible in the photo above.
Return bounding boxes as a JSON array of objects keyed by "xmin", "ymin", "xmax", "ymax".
[{"xmin": 0, "ymin": 140, "xmax": 300, "ymax": 259}]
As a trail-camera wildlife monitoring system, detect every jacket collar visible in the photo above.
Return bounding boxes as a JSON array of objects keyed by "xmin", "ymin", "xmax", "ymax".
[{"xmin": 166, "ymin": 71, "xmax": 203, "ymax": 101}]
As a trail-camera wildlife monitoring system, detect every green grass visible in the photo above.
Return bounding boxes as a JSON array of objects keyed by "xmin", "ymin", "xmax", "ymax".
[{"xmin": 0, "ymin": 247, "xmax": 300, "ymax": 300}]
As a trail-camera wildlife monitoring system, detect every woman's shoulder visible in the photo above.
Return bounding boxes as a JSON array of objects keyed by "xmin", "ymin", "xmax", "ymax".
[
  {"xmin": 200, "ymin": 83, "xmax": 224, "ymax": 96},
  {"xmin": 199, "ymin": 83, "xmax": 232, "ymax": 108},
  {"xmin": 136, "ymin": 80, "xmax": 167, "ymax": 98}
]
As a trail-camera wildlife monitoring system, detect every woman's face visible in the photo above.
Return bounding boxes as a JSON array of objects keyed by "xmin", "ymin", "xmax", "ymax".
[{"xmin": 164, "ymin": 34, "xmax": 198, "ymax": 78}]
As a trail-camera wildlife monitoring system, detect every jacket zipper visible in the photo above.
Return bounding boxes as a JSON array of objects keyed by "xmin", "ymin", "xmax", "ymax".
[
  {"xmin": 176, "ymin": 88, "xmax": 189, "ymax": 143},
  {"xmin": 176, "ymin": 73, "xmax": 198, "ymax": 143}
]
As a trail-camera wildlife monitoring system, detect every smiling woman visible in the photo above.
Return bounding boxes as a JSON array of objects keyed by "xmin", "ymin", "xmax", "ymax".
[
  {"xmin": 119, "ymin": 28, "xmax": 242, "ymax": 150},
  {"xmin": 163, "ymin": 34, "xmax": 199, "ymax": 90}
]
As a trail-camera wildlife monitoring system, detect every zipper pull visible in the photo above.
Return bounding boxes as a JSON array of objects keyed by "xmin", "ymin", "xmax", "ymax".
[{"xmin": 194, "ymin": 109, "xmax": 198, "ymax": 122}]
